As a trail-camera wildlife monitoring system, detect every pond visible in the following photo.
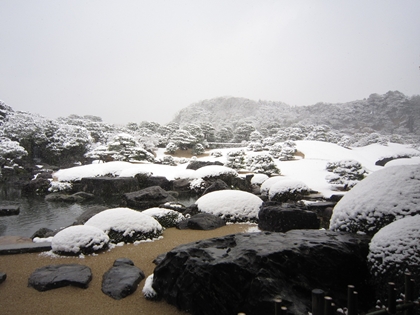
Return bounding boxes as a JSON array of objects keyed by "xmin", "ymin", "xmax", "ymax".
[{"xmin": 0, "ymin": 184, "xmax": 197, "ymax": 238}]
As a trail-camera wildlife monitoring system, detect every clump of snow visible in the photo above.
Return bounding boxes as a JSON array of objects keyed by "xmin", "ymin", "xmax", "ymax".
[
  {"xmin": 251, "ymin": 173, "xmax": 269, "ymax": 185},
  {"xmin": 194, "ymin": 165, "xmax": 238, "ymax": 179},
  {"xmin": 260, "ymin": 176, "xmax": 286, "ymax": 196},
  {"xmin": 142, "ymin": 207, "xmax": 185, "ymax": 228},
  {"xmin": 48, "ymin": 180, "xmax": 72, "ymax": 192},
  {"xmin": 268, "ymin": 179, "xmax": 310, "ymax": 202},
  {"xmin": 329, "ymin": 165, "xmax": 420, "ymax": 235},
  {"xmin": 368, "ymin": 215, "xmax": 420, "ymax": 278},
  {"xmin": 195, "ymin": 190, "xmax": 263, "ymax": 222},
  {"xmin": 33, "ymin": 236, "xmax": 53, "ymax": 243},
  {"xmin": 51, "ymin": 225, "xmax": 110, "ymax": 255},
  {"xmin": 85, "ymin": 207, "xmax": 163, "ymax": 243},
  {"xmin": 142, "ymin": 274, "xmax": 157, "ymax": 299}
]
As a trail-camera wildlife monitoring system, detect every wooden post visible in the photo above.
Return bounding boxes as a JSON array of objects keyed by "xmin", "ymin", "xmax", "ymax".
[
  {"xmin": 347, "ymin": 285, "xmax": 357, "ymax": 315},
  {"xmin": 405, "ymin": 273, "xmax": 414, "ymax": 315},
  {"xmin": 280, "ymin": 306, "xmax": 288, "ymax": 315},
  {"xmin": 312, "ymin": 289, "xmax": 325, "ymax": 315},
  {"xmin": 273, "ymin": 297, "xmax": 282, "ymax": 315},
  {"xmin": 388, "ymin": 282, "xmax": 396, "ymax": 314},
  {"xmin": 324, "ymin": 296, "xmax": 333, "ymax": 315}
]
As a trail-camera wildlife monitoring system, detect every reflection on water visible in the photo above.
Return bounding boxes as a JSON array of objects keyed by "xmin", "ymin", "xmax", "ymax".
[{"xmin": 0, "ymin": 183, "xmax": 197, "ymax": 237}]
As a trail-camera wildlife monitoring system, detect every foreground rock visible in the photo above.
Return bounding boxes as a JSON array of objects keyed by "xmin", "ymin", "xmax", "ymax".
[
  {"xmin": 258, "ymin": 203, "xmax": 319, "ymax": 232},
  {"xmin": 176, "ymin": 213, "xmax": 226, "ymax": 230},
  {"xmin": 121, "ymin": 186, "xmax": 177, "ymax": 210},
  {"xmin": 152, "ymin": 230, "xmax": 373, "ymax": 315},
  {"xmin": 28, "ymin": 264, "xmax": 92, "ymax": 291},
  {"xmin": 102, "ymin": 258, "xmax": 145, "ymax": 300}
]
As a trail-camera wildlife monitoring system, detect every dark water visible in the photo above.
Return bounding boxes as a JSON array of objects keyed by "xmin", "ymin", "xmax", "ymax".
[{"xmin": 0, "ymin": 183, "xmax": 197, "ymax": 237}]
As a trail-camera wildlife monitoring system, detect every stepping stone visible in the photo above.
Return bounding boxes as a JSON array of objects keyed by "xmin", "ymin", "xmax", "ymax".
[
  {"xmin": 0, "ymin": 204, "xmax": 20, "ymax": 216},
  {"xmin": 101, "ymin": 258, "xmax": 145, "ymax": 300},
  {"xmin": 0, "ymin": 272, "xmax": 6, "ymax": 284},
  {"xmin": 28, "ymin": 264, "xmax": 92, "ymax": 291}
]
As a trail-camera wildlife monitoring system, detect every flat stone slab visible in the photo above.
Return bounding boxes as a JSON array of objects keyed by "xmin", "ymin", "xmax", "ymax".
[
  {"xmin": 0, "ymin": 242, "xmax": 51, "ymax": 255},
  {"xmin": 0, "ymin": 204, "xmax": 20, "ymax": 216},
  {"xmin": 28, "ymin": 264, "xmax": 92, "ymax": 291},
  {"xmin": 102, "ymin": 258, "xmax": 145, "ymax": 300}
]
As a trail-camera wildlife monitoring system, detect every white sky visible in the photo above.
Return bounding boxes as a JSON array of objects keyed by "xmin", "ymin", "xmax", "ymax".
[{"xmin": 1, "ymin": 0, "xmax": 419, "ymax": 125}]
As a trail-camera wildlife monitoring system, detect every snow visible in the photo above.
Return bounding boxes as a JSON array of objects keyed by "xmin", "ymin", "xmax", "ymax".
[
  {"xmin": 329, "ymin": 165, "xmax": 420, "ymax": 234},
  {"xmin": 85, "ymin": 207, "xmax": 163, "ymax": 237},
  {"xmin": 368, "ymin": 215, "xmax": 420, "ymax": 276},
  {"xmin": 193, "ymin": 165, "xmax": 238, "ymax": 179},
  {"xmin": 385, "ymin": 156, "xmax": 420, "ymax": 167},
  {"xmin": 51, "ymin": 225, "xmax": 109, "ymax": 254},
  {"xmin": 142, "ymin": 274, "xmax": 157, "ymax": 299},
  {"xmin": 250, "ymin": 173, "xmax": 269, "ymax": 185},
  {"xmin": 142, "ymin": 207, "xmax": 185, "ymax": 223},
  {"xmin": 195, "ymin": 190, "xmax": 263, "ymax": 221},
  {"xmin": 260, "ymin": 176, "xmax": 287, "ymax": 196},
  {"xmin": 268, "ymin": 179, "xmax": 309, "ymax": 200}
]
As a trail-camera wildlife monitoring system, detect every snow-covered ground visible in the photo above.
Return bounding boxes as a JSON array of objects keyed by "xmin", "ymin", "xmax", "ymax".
[{"xmin": 53, "ymin": 141, "xmax": 420, "ymax": 199}]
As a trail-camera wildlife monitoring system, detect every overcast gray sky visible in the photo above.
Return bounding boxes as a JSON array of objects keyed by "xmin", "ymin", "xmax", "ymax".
[{"xmin": 1, "ymin": 1, "xmax": 419, "ymax": 125}]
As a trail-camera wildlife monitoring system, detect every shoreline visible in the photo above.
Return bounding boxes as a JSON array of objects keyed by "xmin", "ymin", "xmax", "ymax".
[{"xmin": 0, "ymin": 224, "xmax": 254, "ymax": 315}]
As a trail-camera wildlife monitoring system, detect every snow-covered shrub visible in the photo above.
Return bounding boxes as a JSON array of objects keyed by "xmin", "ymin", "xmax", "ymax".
[
  {"xmin": 325, "ymin": 160, "xmax": 367, "ymax": 189},
  {"xmin": 247, "ymin": 141, "xmax": 263, "ymax": 152},
  {"xmin": 85, "ymin": 207, "xmax": 163, "ymax": 243},
  {"xmin": 158, "ymin": 155, "xmax": 176, "ymax": 166},
  {"xmin": 51, "ymin": 225, "xmax": 110, "ymax": 255},
  {"xmin": 268, "ymin": 143, "xmax": 282, "ymax": 158},
  {"xmin": 164, "ymin": 141, "xmax": 178, "ymax": 154},
  {"xmin": 260, "ymin": 176, "xmax": 286, "ymax": 197},
  {"xmin": 190, "ymin": 178, "xmax": 208, "ymax": 194},
  {"xmin": 192, "ymin": 143, "xmax": 205, "ymax": 155},
  {"xmin": 107, "ymin": 133, "xmax": 155, "ymax": 162},
  {"xmin": 279, "ymin": 141, "xmax": 297, "ymax": 161},
  {"xmin": 142, "ymin": 208, "xmax": 185, "ymax": 228},
  {"xmin": 251, "ymin": 173, "xmax": 269, "ymax": 185},
  {"xmin": 368, "ymin": 215, "xmax": 420, "ymax": 298},
  {"xmin": 329, "ymin": 165, "xmax": 420, "ymax": 235},
  {"xmin": 0, "ymin": 137, "xmax": 28, "ymax": 166},
  {"xmin": 48, "ymin": 180, "xmax": 72, "ymax": 193},
  {"xmin": 210, "ymin": 150, "xmax": 223, "ymax": 158},
  {"xmin": 268, "ymin": 179, "xmax": 310, "ymax": 202},
  {"xmin": 225, "ymin": 149, "xmax": 247, "ymax": 169},
  {"xmin": 195, "ymin": 190, "xmax": 263, "ymax": 222},
  {"xmin": 195, "ymin": 165, "xmax": 238, "ymax": 180},
  {"xmin": 247, "ymin": 154, "xmax": 280, "ymax": 176}
]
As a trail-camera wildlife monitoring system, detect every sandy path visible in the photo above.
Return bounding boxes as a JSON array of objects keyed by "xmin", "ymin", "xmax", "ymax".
[{"xmin": 0, "ymin": 224, "xmax": 253, "ymax": 315}]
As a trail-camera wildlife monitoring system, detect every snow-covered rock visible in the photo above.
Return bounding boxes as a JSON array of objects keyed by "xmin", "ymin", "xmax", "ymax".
[
  {"xmin": 250, "ymin": 173, "xmax": 269, "ymax": 185},
  {"xmin": 141, "ymin": 207, "xmax": 185, "ymax": 228},
  {"xmin": 85, "ymin": 207, "xmax": 163, "ymax": 243},
  {"xmin": 268, "ymin": 179, "xmax": 310, "ymax": 202},
  {"xmin": 51, "ymin": 225, "xmax": 110, "ymax": 255},
  {"xmin": 329, "ymin": 165, "xmax": 420, "ymax": 235},
  {"xmin": 194, "ymin": 165, "xmax": 238, "ymax": 179},
  {"xmin": 143, "ymin": 274, "xmax": 157, "ymax": 300},
  {"xmin": 195, "ymin": 190, "xmax": 263, "ymax": 222}
]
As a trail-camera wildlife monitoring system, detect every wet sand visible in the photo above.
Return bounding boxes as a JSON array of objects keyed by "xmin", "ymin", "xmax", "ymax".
[{"xmin": 0, "ymin": 224, "xmax": 253, "ymax": 315}]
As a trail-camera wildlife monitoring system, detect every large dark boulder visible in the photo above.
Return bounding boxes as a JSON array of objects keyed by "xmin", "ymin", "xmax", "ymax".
[
  {"xmin": 202, "ymin": 179, "xmax": 230, "ymax": 195},
  {"xmin": 28, "ymin": 264, "xmax": 92, "ymax": 291},
  {"xmin": 78, "ymin": 177, "xmax": 140, "ymax": 197},
  {"xmin": 121, "ymin": 186, "xmax": 176, "ymax": 210},
  {"xmin": 172, "ymin": 178, "xmax": 193, "ymax": 194},
  {"xmin": 102, "ymin": 258, "xmax": 145, "ymax": 300},
  {"xmin": 176, "ymin": 213, "xmax": 226, "ymax": 230},
  {"xmin": 72, "ymin": 205, "xmax": 109, "ymax": 225},
  {"xmin": 258, "ymin": 203, "xmax": 320, "ymax": 232},
  {"xmin": 152, "ymin": 230, "xmax": 373, "ymax": 315}
]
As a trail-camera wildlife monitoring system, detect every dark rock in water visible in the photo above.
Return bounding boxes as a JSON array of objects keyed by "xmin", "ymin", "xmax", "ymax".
[
  {"xmin": 45, "ymin": 193, "xmax": 85, "ymax": 203},
  {"xmin": 121, "ymin": 186, "xmax": 176, "ymax": 210},
  {"xmin": 0, "ymin": 204, "xmax": 20, "ymax": 216},
  {"xmin": 78, "ymin": 177, "xmax": 140, "ymax": 197},
  {"xmin": 182, "ymin": 204, "xmax": 200, "ymax": 217},
  {"xmin": 329, "ymin": 194, "xmax": 344, "ymax": 202},
  {"xmin": 0, "ymin": 272, "xmax": 6, "ymax": 284},
  {"xmin": 140, "ymin": 175, "xmax": 172, "ymax": 191},
  {"xmin": 172, "ymin": 178, "xmax": 192, "ymax": 194},
  {"xmin": 28, "ymin": 264, "xmax": 92, "ymax": 291},
  {"xmin": 152, "ymin": 230, "xmax": 373, "ymax": 315},
  {"xmin": 72, "ymin": 205, "xmax": 108, "ymax": 225},
  {"xmin": 186, "ymin": 160, "xmax": 224, "ymax": 170},
  {"xmin": 258, "ymin": 204, "xmax": 320, "ymax": 232},
  {"xmin": 202, "ymin": 179, "xmax": 230, "ymax": 195},
  {"xmin": 31, "ymin": 227, "xmax": 55, "ymax": 240},
  {"xmin": 306, "ymin": 201, "xmax": 336, "ymax": 229},
  {"xmin": 176, "ymin": 213, "xmax": 226, "ymax": 230},
  {"xmin": 102, "ymin": 258, "xmax": 145, "ymax": 300}
]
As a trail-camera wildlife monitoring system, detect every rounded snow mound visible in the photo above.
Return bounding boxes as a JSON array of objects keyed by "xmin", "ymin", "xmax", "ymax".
[
  {"xmin": 194, "ymin": 165, "xmax": 238, "ymax": 179},
  {"xmin": 251, "ymin": 173, "xmax": 269, "ymax": 185},
  {"xmin": 268, "ymin": 179, "xmax": 310, "ymax": 202},
  {"xmin": 85, "ymin": 207, "xmax": 163, "ymax": 243},
  {"xmin": 368, "ymin": 215, "xmax": 420, "ymax": 297},
  {"xmin": 142, "ymin": 207, "xmax": 185, "ymax": 228},
  {"xmin": 195, "ymin": 190, "xmax": 263, "ymax": 222},
  {"xmin": 329, "ymin": 165, "xmax": 420, "ymax": 235},
  {"xmin": 260, "ymin": 176, "xmax": 286, "ymax": 196},
  {"xmin": 51, "ymin": 225, "xmax": 109, "ymax": 255}
]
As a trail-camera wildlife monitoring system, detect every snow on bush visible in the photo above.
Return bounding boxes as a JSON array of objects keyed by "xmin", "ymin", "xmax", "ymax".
[
  {"xmin": 367, "ymin": 215, "xmax": 420, "ymax": 297},
  {"xmin": 329, "ymin": 165, "xmax": 420, "ymax": 235},
  {"xmin": 325, "ymin": 159, "xmax": 367, "ymax": 189},
  {"xmin": 224, "ymin": 149, "xmax": 247, "ymax": 170},
  {"xmin": 85, "ymin": 207, "xmax": 163, "ymax": 243},
  {"xmin": 142, "ymin": 207, "xmax": 185, "ymax": 228},
  {"xmin": 194, "ymin": 165, "xmax": 238, "ymax": 179},
  {"xmin": 195, "ymin": 190, "xmax": 263, "ymax": 222},
  {"xmin": 246, "ymin": 154, "xmax": 280, "ymax": 176},
  {"xmin": 142, "ymin": 274, "xmax": 157, "ymax": 300},
  {"xmin": 251, "ymin": 173, "xmax": 269, "ymax": 185},
  {"xmin": 260, "ymin": 176, "xmax": 286, "ymax": 197},
  {"xmin": 268, "ymin": 179, "xmax": 310, "ymax": 202},
  {"xmin": 51, "ymin": 225, "xmax": 110, "ymax": 255},
  {"xmin": 0, "ymin": 137, "xmax": 28, "ymax": 166}
]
